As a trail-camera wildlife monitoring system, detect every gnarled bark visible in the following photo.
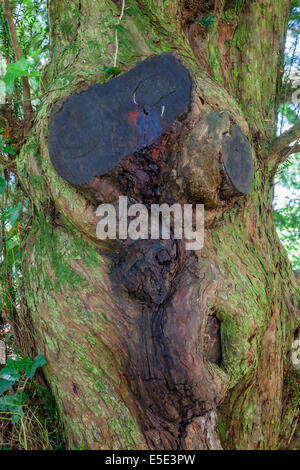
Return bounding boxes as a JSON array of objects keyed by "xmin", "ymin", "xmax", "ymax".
[{"xmin": 15, "ymin": 0, "xmax": 299, "ymax": 450}]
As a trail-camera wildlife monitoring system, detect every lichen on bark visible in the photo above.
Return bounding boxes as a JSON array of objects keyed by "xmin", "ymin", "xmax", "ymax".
[{"xmin": 15, "ymin": 0, "xmax": 299, "ymax": 450}]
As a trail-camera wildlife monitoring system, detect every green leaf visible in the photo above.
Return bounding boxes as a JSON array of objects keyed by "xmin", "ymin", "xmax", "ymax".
[
  {"xmin": 0, "ymin": 358, "xmax": 23, "ymax": 382},
  {"xmin": 195, "ymin": 13, "xmax": 215, "ymax": 27},
  {"xmin": 22, "ymin": 0, "xmax": 35, "ymax": 7},
  {"xmin": 0, "ymin": 176, "xmax": 6, "ymax": 195},
  {"xmin": 0, "ymin": 391, "xmax": 27, "ymax": 421},
  {"xmin": 17, "ymin": 358, "xmax": 34, "ymax": 378},
  {"xmin": 0, "ymin": 379, "xmax": 15, "ymax": 396},
  {"xmin": 7, "ymin": 57, "xmax": 30, "ymax": 77},
  {"xmin": 26, "ymin": 355, "xmax": 47, "ymax": 379},
  {"xmin": 9, "ymin": 203, "xmax": 22, "ymax": 229},
  {"xmin": 4, "ymin": 145, "xmax": 16, "ymax": 155},
  {"xmin": 30, "ymin": 70, "xmax": 40, "ymax": 78},
  {"xmin": 4, "ymin": 72, "xmax": 15, "ymax": 95},
  {"xmin": 0, "ymin": 354, "xmax": 46, "ymax": 383},
  {"xmin": 101, "ymin": 66, "xmax": 121, "ymax": 78}
]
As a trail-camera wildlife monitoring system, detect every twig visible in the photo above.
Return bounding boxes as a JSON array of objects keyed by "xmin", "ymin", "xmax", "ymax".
[
  {"xmin": 279, "ymin": 144, "xmax": 300, "ymax": 158},
  {"xmin": 18, "ymin": 376, "xmax": 29, "ymax": 392},
  {"xmin": 0, "ymin": 158, "xmax": 16, "ymax": 171},
  {"xmin": 1, "ymin": 0, "xmax": 33, "ymax": 119},
  {"xmin": 113, "ymin": 0, "xmax": 125, "ymax": 67}
]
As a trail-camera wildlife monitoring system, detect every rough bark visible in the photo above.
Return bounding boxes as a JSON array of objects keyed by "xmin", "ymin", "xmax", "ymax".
[{"xmin": 15, "ymin": 0, "xmax": 299, "ymax": 450}]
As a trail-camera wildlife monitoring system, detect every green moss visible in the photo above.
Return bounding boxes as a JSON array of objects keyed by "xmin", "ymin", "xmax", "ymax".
[
  {"xmin": 209, "ymin": 45, "xmax": 222, "ymax": 82},
  {"xmin": 16, "ymin": 0, "xmax": 297, "ymax": 451}
]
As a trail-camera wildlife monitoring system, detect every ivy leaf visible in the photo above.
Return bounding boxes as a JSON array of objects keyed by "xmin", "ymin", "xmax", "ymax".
[
  {"xmin": 17, "ymin": 358, "xmax": 34, "ymax": 378},
  {"xmin": 0, "ymin": 354, "xmax": 47, "ymax": 383},
  {"xmin": 9, "ymin": 203, "xmax": 22, "ymax": 229},
  {"xmin": 0, "ymin": 391, "xmax": 27, "ymax": 422},
  {"xmin": 0, "ymin": 379, "xmax": 15, "ymax": 396},
  {"xmin": 25, "ymin": 354, "xmax": 47, "ymax": 379},
  {"xmin": 0, "ymin": 358, "xmax": 23, "ymax": 382},
  {"xmin": 0, "ymin": 176, "xmax": 6, "ymax": 195}
]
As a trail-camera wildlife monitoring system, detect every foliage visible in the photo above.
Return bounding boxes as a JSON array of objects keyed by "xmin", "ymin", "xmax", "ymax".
[
  {"xmin": 274, "ymin": 153, "xmax": 300, "ymax": 270},
  {"xmin": 0, "ymin": 2, "xmax": 56, "ymax": 449},
  {"xmin": 195, "ymin": 13, "xmax": 215, "ymax": 28},
  {"xmin": 0, "ymin": 0, "xmax": 48, "ymax": 324},
  {"xmin": 0, "ymin": 0, "xmax": 48, "ymax": 333},
  {"xmin": 0, "ymin": 338, "xmax": 61, "ymax": 450},
  {"xmin": 101, "ymin": 66, "xmax": 122, "ymax": 79},
  {"xmin": 0, "ymin": 170, "xmax": 25, "ymax": 325},
  {"xmin": 0, "ymin": 354, "xmax": 46, "ymax": 421},
  {"xmin": 273, "ymin": 1, "xmax": 300, "ymax": 270},
  {"xmin": 0, "ymin": 0, "xmax": 48, "ymax": 113},
  {"xmin": 4, "ymin": 56, "xmax": 31, "ymax": 94}
]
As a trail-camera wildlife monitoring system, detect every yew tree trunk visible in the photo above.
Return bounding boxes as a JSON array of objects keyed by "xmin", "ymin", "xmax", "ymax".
[{"xmin": 16, "ymin": 0, "xmax": 299, "ymax": 450}]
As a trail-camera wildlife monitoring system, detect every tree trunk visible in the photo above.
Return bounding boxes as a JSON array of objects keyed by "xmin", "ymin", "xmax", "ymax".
[{"xmin": 16, "ymin": 0, "xmax": 299, "ymax": 450}]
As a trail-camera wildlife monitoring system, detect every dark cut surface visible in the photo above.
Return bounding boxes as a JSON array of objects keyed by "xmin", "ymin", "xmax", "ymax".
[
  {"xmin": 48, "ymin": 54, "xmax": 192, "ymax": 185},
  {"xmin": 222, "ymin": 124, "xmax": 254, "ymax": 194}
]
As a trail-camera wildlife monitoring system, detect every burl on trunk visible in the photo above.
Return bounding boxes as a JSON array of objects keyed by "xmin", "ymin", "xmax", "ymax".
[{"xmin": 45, "ymin": 53, "xmax": 254, "ymax": 449}]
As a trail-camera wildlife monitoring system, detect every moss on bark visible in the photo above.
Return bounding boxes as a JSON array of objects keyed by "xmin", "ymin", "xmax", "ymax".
[{"xmin": 16, "ymin": 0, "xmax": 299, "ymax": 449}]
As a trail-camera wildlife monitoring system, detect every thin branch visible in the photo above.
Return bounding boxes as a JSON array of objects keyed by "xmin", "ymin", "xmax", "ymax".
[
  {"xmin": 0, "ymin": 158, "xmax": 16, "ymax": 171},
  {"xmin": 269, "ymin": 120, "xmax": 300, "ymax": 158},
  {"xmin": 113, "ymin": 0, "xmax": 125, "ymax": 67},
  {"xmin": 1, "ymin": 0, "xmax": 33, "ymax": 119},
  {"xmin": 279, "ymin": 144, "xmax": 300, "ymax": 157}
]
